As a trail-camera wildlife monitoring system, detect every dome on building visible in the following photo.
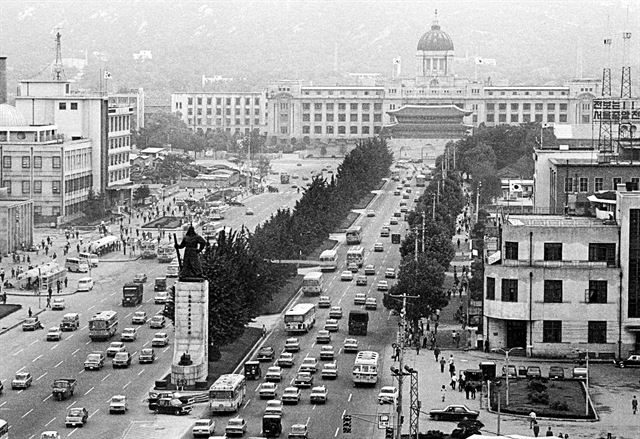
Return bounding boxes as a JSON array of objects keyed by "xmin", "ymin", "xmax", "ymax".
[
  {"xmin": 417, "ymin": 11, "xmax": 454, "ymax": 52},
  {"xmin": 0, "ymin": 104, "xmax": 28, "ymax": 127}
]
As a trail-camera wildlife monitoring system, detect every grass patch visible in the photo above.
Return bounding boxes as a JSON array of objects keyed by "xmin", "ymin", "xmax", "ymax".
[
  {"xmin": 206, "ymin": 327, "xmax": 263, "ymax": 384},
  {"xmin": 490, "ymin": 379, "xmax": 594, "ymax": 419},
  {"xmin": 0, "ymin": 304, "xmax": 22, "ymax": 320},
  {"xmin": 337, "ymin": 212, "xmax": 359, "ymax": 231},
  {"xmin": 353, "ymin": 192, "xmax": 377, "ymax": 210},
  {"xmin": 259, "ymin": 274, "xmax": 303, "ymax": 315}
]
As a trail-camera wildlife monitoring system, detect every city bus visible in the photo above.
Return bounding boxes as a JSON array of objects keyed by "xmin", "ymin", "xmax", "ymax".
[
  {"xmin": 209, "ymin": 374, "xmax": 247, "ymax": 413},
  {"xmin": 280, "ymin": 172, "xmax": 290, "ymax": 184},
  {"xmin": 301, "ymin": 272, "xmax": 323, "ymax": 296},
  {"xmin": 140, "ymin": 240, "xmax": 157, "ymax": 259},
  {"xmin": 88, "ymin": 311, "xmax": 118, "ymax": 341},
  {"xmin": 346, "ymin": 246, "xmax": 365, "ymax": 268},
  {"xmin": 319, "ymin": 249, "xmax": 338, "ymax": 271},
  {"xmin": 0, "ymin": 419, "xmax": 8, "ymax": 439},
  {"xmin": 416, "ymin": 174, "xmax": 426, "ymax": 187},
  {"xmin": 284, "ymin": 303, "xmax": 316, "ymax": 333},
  {"xmin": 40, "ymin": 265, "xmax": 68, "ymax": 293},
  {"xmin": 346, "ymin": 226, "xmax": 362, "ymax": 245},
  {"xmin": 352, "ymin": 350, "xmax": 380, "ymax": 386}
]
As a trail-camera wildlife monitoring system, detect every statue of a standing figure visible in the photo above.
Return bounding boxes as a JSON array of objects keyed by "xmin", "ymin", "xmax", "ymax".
[{"xmin": 174, "ymin": 226, "xmax": 208, "ymax": 280}]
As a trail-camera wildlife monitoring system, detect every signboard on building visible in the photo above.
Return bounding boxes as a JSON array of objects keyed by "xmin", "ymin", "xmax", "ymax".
[
  {"xmin": 487, "ymin": 251, "xmax": 501, "ymax": 265},
  {"xmin": 593, "ymin": 99, "xmax": 640, "ymax": 122}
]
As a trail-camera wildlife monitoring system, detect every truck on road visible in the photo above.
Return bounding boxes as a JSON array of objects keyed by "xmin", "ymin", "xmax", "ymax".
[
  {"xmin": 348, "ymin": 310, "xmax": 369, "ymax": 336},
  {"xmin": 122, "ymin": 283, "xmax": 144, "ymax": 307},
  {"xmin": 52, "ymin": 378, "xmax": 76, "ymax": 401}
]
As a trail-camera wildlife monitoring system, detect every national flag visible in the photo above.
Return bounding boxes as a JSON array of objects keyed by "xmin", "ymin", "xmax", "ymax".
[{"xmin": 104, "ymin": 71, "xmax": 112, "ymax": 79}]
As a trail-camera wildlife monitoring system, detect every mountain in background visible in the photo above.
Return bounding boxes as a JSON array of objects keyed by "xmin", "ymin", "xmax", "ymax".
[{"xmin": 1, "ymin": 0, "xmax": 638, "ymax": 100}]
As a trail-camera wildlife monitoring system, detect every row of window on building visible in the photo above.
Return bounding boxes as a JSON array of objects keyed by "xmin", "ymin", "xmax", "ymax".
[
  {"xmin": 109, "ymin": 152, "xmax": 129, "ymax": 166},
  {"xmin": 187, "ymin": 118, "xmax": 261, "ymax": 127},
  {"xmin": 487, "ymin": 102, "xmax": 568, "ymax": 112},
  {"xmin": 302, "ymin": 89, "xmax": 383, "ymax": 97},
  {"xmin": 186, "ymin": 96, "xmax": 261, "ymax": 107},
  {"xmin": 486, "ymin": 113, "xmax": 568, "ymax": 123},
  {"xmin": 108, "ymin": 168, "xmax": 130, "ymax": 183},
  {"xmin": 188, "ymin": 107, "xmax": 261, "ymax": 116},
  {"xmin": 539, "ymin": 320, "xmax": 608, "ymax": 344},
  {"xmin": 302, "ymin": 113, "xmax": 383, "ymax": 123},
  {"xmin": 109, "ymin": 115, "xmax": 130, "ymax": 133},
  {"xmin": 58, "ymin": 102, "xmax": 79, "ymax": 111},
  {"xmin": 302, "ymin": 102, "xmax": 384, "ymax": 112},
  {"xmin": 3, "ymin": 155, "xmax": 61, "ymax": 169},
  {"xmin": 2, "ymin": 179, "xmax": 62, "ymax": 195},
  {"xmin": 564, "ymin": 176, "xmax": 640, "ymax": 193},
  {"xmin": 109, "ymin": 136, "xmax": 131, "ymax": 150},
  {"xmin": 502, "ymin": 242, "xmax": 616, "ymax": 264},
  {"xmin": 487, "ymin": 277, "xmax": 609, "ymax": 304},
  {"xmin": 301, "ymin": 125, "xmax": 382, "ymax": 135}
]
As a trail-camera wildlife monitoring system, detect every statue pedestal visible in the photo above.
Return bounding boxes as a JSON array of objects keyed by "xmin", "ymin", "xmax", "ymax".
[{"xmin": 171, "ymin": 279, "xmax": 208, "ymax": 386}]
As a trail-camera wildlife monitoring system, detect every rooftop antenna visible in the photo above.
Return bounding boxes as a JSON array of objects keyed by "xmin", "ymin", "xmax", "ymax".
[
  {"xmin": 598, "ymin": 15, "xmax": 614, "ymax": 156},
  {"xmin": 620, "ymin": 5, "xmax": 632, "ymax": 98},
  {"xmin": 51, "ymin": 26, "xmax": 65, "ymax": 81}
]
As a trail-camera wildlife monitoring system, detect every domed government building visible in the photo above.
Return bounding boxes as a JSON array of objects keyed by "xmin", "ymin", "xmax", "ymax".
[{"xmin": 172, "ymin": 11, "xmax": 599, "ymax": 156}]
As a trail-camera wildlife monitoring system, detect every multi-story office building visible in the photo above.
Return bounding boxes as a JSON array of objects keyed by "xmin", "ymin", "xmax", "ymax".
[
  {"xmin": 0, "ymin": 188, "xmax": 33, "ymax": 254},
  {"xmin": 0, "ymin": 103, "xmax": 93, "ymax": 223},
  {"xmin": 108, "ymin": 88, "xmax": 145, "ymax": 131},
  {"xmin": 171, "ymin": 92, "xmax": 267, "ymax": 136},
  {"xmin": 484, "ymin": 186, "xmax": 640, "ymax": 358}
]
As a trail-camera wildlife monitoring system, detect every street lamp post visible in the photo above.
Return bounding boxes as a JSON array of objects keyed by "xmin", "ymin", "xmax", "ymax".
[
  {"xmin": 574, "ymin": 348, "xmax": 590, "ymax": 416},
  {"xmin": 492, "ymin": 347, "xmax": 523, "ymax": 406}
]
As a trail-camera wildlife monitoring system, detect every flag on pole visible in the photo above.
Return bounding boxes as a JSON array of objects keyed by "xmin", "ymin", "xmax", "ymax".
[{"xmin": 104, "ymin": 71, "xmax": 112, "ymax": 79}]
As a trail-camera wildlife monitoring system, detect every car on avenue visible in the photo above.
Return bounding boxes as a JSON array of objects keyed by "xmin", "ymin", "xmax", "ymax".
[
  {"xmin": 385, "ymin": 267, "xmax": 397, "ymax": 278},
  {"xmin": 46, "ymin": 326, "xmax": 63, "ymax": 341},
  {"xmin": 365, "ymin": 297, "xmax": 378, "ymax": 310},
  {"xmin": 364, "ymin": 264, "xmax": 376, "ymax": 275},
  {"xmin": 378, "ymin": 386, "xmax": 399, "ymax": 404},
  {"xmin": 109, "ymin": 395, "xmax": 128, "ymax": 414},
  {"xmin": 84, "ymin": 352, "xmax": 105, "ymax": 370},
  {"xmin": 429, "ymin": 405, "xmax": 480, "ymax": 421},
  {"xmin": 120, "ymin": 327, "xmax": 137, "ymax": 342},
  {"xmin": 294, "ymin": 371, "xmax": 314, "ymax": 388},
  {"xmin": 284, "ymin": 338, "xmax": 300, "ymax": 352},
  {"xmin": 321, "ymin": 362, "xmax": 338, "ymax": 379},
  {"xmin": 347, "ymin": 262, "xmax": 359, "ymax": 273},
  {"xmin": 616, "ymin": 354, "xmax": 640, "ymax": 368},
  {"xmin": 131, "ymin": 311, "xmax": 147, "ymax": 324},
  {"xmin": 329, "ymin": 306, "xmax": 343, "ymax": 319},
  {"xmin": 366, "ymin": 209, "xmax": 376, "ymax": 217},
  {"xmin": 11, "ymin": 372, "xmax": 33, "ymax": 389},
  {"xmin": 77, "ymin": 277, "xmax": 94, "ymax": 291},
  {"xmin": 377, "ymin": 280, "xmax": 389, "ymax": 291},
  {"xmin": 112, "ymin": 351, "xmax": 132, "ymax": 368},
  {"xmin": 310, "ymin": 385, "xmax": 328, "ymax": 404},
  {"xmin": 192, "ymin": 419, "xmax": 216, "ymax": 438},
  {"xmin": 258, "ymin": 382, "xmax": 278, "ymax": 399},
  {"xmin": 149, "ymin": 315, "xmax": 166, "ymax": 328},
  {"xmin": 265, "ymin": 366, "xmax": 283, "ymax": 382},
  {"xmin": 316, "ymin": 330, "xmax": 331, "ymax": 343},
  {"xmin": 374, "ymin": 242, "xmax": 384, "ymax": 252},
  {"xmin": 138, "ymin": 348, "xmax": 156, "ymax": 364},
  {"xmin": 324, "ymin": 319, "xmax": 339, "ymax": 332},
  {"xmin": 299, "ymin": 357, "xmax": 318, "ymax": 374},
  {"xmin": 51, "ymin": 298, "xmax": 66, "ymax": 310},
  {"xmin": 281, "ymin": 386, "xmax": 301, "ymax": 404},
  {"xmin": 318, "ymin": 296, "xmax": 331, "ymax": 308},
  {"xmin": 225, "ymin": 417, "xmax": 247, "ymax": 437},
  {"xmin": 277, "ymin": 352, "xmax": 295, "ymax": 368},
  {"xmin": 343, "ymin": 338, "xmax": 359, "ymax": 353},
  {"xmin": 319, "ymin": 345, "xmax": 335, "ymax": 360},
  {"xmin": 154, "ymin": 290, "xmax": 169, "ymax": 304},
  {"xmin": 245, "ymin": 208, "xmax": 254, "ymax": 215},
  {"xmin": 389, "ymin": 217, "xmax": 399, "ymax": 225},
  {"xmin": 22, "ymin": 317, "xmax": 44, "ymax": 331},
  {"xmin": 356, "ymin": 275, "xmax": 368, "ymax": 286},
  {"xmin": 257, "ymin": 346, "xmax": 276, "ymax": 361},
  {"xmin": 265, "ymin": 399, "xmax": 284, "ymax": 416},
  {"xmin": 340, "ymin": 270, "xmax": 353, "ymax": 281},
  {"xmin": 354, "ymin": 293, "xmax": 367, "ymax": 305},
  {"xmin": 288, "ymin": 424, "xmax": 309, "ymax": 439},
  {"xmin": 106, "ymin": 342, "xmax": 127, "ymax": 357},
  {"xmin": 133, "ymin": 273, "xmax": 148, "ymax": 283},
  {"xmin": 152, "ymin": 332, "xmax": 169, "ymax": 347},
  {"xmin": 65, "ymin": 407, "xmax": 89, "ymax": 427}
]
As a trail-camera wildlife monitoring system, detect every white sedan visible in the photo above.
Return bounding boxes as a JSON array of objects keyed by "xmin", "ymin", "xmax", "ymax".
[
  {"xmin": 265, "ymin": 366, "xmax": 283, "ymax": 382},
  {"xmin": 51, "ymin": 298, "xmax": 66, "ymax": 310},
  {"xmin": 340, "ymin": 271, "xmax": 354, "ymax": 281},
  {"xmin": 378, "ymin": 386, "xmax": 399, "ymax": 404}
]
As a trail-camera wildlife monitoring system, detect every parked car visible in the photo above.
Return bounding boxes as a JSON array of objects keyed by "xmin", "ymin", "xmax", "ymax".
[
  {"xmin": 257, "ymin": 346, "xmax": 275, "ymax": 361},
  {"xmin": 109, "ymin": 395, "xmax": 128, "ymax": 414},
  {"xmin": 324, "ymin": 319, "xmax": 339, "ymax": 332},
  {"xmin": 284, "ymin": 338, "xmax": 301, "ymax": 352},
  {"xmin": 319, "ymin": 345, "xmax": 335, "ymax": 360},
  {"xmin": 106, "ymin": 342, "xmax": 127, "ymax": 357},
  {"xmin": 329, "ymin": 306, "xmax": 343, "ymax": 319},
  {"xmin": 131, "ymin": 311, "xmax": 147, "ymax": 324},
  {"xmin": 548, "ymin": 366, "xmax": 565, "ymax": 380},
  {"xmin": 429, "ymin": 405, "xmax": 479, "ymax": 421},
  {"xmin": 282, "ymin": 387, "xmax": 301, "ymax": 404},
  {"xmin": 526, "ymin": 366, "xmax": 542, "ymax": 379},
  {"xmin": 366, "ymin": 209, "xmax": 376, "ymax": 217},
  {"xmin": 192, "ymin": 419, "xmax": 216, "ymax": 438},
  {"xmin": 616, "ymin": 354, "xmax": 640, "ymax": 368},
  {"xmin": 46, "ymin": 326, "xmax": 62, "ymax": 341},
  {"xmin": 152, "ymin": 332, "xmax": 169, "ymax": 347},
  {"xmin": 138, "ymin": 348, "xmax": 156, "ymax": 364},
  {"xmin": 277, "ymin": 352, "xmax": 295, "ymax": 368},
  {"xmin": 11, "ymin": 372, "xmax": 33, "ymax": 389},
  {"xmin": 51, "ymin": 298, "xmax": 66, "ymax": 310},
  {"xmin": 65, "ymin": 407, "xmax": 89, "ymax": 427},
  {"xmin": 225, "ymin": 417, "xmax": 247, "ymax": 437},
  {"xmin": 309, "ymin": 385, "xmax": 328, "ymax": 404},
  {"xmin": 258, "ymin": 382, "xmax": 278, "ymax": 399},
  {"xmin": 321, "ymin": 362, "xmax": 338, "ymax": 379},
  {"xmin": 318, "ymin": 296, "xmax": 331, "ymax": 308},
  {"xmin": 378, "ymin": 386, "xmax": 399, "ymax": 404},
  {"xmin": 343, "ymin": 338, "xmax": 359, "ymax": 353}
]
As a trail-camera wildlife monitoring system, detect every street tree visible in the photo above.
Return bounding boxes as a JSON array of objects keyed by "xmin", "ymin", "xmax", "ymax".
[{"xmin": 133, "ymin": 184, "xmax": 151, "ymax": 203}]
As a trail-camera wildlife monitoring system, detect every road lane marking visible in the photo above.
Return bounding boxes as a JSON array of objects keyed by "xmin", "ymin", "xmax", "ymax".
[
  {"xmin": 101, "ymin": 373, "xmax": 111, "ymax": 381},
  {"xmin": 81, "ymin": 325, "xmax": 88, "ymax": 330},
  {"xmin": 142, "ymin": 341, "xmax": 149, "ymax": 347},
  {"xmin": 132, "ymin": 351, "xmax": 138, "ymax": 356},
  {"xmin": 13, "ymin": 348, "xmax": 24, "ymax": 356},
  {"xmin": 67, "ymin": 427, "xmax": 78, "ymax": 437},
  {"xmin": 21, "ymin": 408, "xmax": 33, "ymax": 418},
  {"xmin": 89, "ymin": 408, "xmax": 99, "ymax": 418},
  {"xmin": 54, "ymin": 361, "xmax": 63, "ymax": 369},
  {"xmin": 100, "ymin": 297, "xmax": 107, "ymax": 302},
  {"xmin": 85, "ymin": 340, "xmax": 92, "ymax": 345},
  {"xmin": 0, "ymin": 402, "xmax": 5, "ymax": 408},
  {"xmin": 88, "ymin": 305, "xmax": 95, "ymax": 310},
  {"xmin": 348, "ymin": 393, "xmax": 353, "ymax": 402},
  {"xmin": 51, "ymin": 344, "xmax": 59, "ymax": 350},
  {"xmin": 16, "ymin": 366, "xmax": 25, "ymax": 373},
  {"xmin": 163, "ymin": 346, "xmax": 170, "ymax": 353},
  {"xmin": 243, "ymin": 399, "xmax": 251, "ymax": 409},
  {"xmin": 67, "ymin": 333, "xmax": 74, "ymax": 339},
  {"xmin": 32, "ymin": 354, "xmax": 43, "ymax": 362},
  {"xmin": 335, "ymin": 427, "xmax": 340, "ymax": 437},
  {"xmin": 43, "ymin": 394, "xmax": 52, "ymax": 402},
  {"xmin": 72, "ymin": 348, "xmax": 80, "ymax": 355},
  {"xmin": 123, "ymin": 381, "xmax": 131, "ymax": 389},
  {"xmin": 79, "ymin": 369, "xmax": 85, "ymax": 374},
  {"xmin": 110, "ymin": 292, "xmax": 116, "ymax": 296},
  {"xmin": 84, "ymin": 386, "xmax": 95, "ymax": 395},
  {"xmin": 137, "ymin": 369, "xmax": 145, "ymax": 376},
  {"xmin": 30, "ymin": 339, "xmax": 38, "ymax": 346},
  {"xmin": 45, "ymin": 417, "xmax": 56, "ymax": 427},
  {"xmin": 255, "ymin": 383, "xmax": 260, "ymax": 392},
  {"xmin": 36, "ymin": 372, "xmax": 48, "ymax": 381},
  {"xmin": 125, "ymin": 312, "xmax": 132, "ymax": 318}
]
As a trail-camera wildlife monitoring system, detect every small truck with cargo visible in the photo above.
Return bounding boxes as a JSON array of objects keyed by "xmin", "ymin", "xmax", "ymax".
[
  {"xmin": 122, "ymin": 282, "xmax": 143, "ymax": 307},
  {"xmin": 52, "ymin": 378, "xmax": 76, "ymax": 400}
]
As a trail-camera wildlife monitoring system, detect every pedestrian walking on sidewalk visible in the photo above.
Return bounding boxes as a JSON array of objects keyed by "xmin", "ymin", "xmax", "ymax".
[
  {"xmin": 633, "ymin": 395, "xmax": 638, "ymax": 414},
  {"xmin": 457, "ymin": 238, "xmax": 460, "ymax": 249},
  {"xmin": 28, "ymin": 307, "xmax": 32, "ymax": 317},
  {"xmin": 450, "ymin": 375, "xmax": 457, "ymax": 390},
  {"xmin": 434, "ymin": 346, "xmax": 441, "ymax": 362},
  {"xmin": 532, "ymin": 421, "xmax": 540, "ymax": 437},
  {"xmin": 441, "ymin": 385, "xmax": 446, "ymax": 402},
  {"xmin": 64, "ymin": 278, "xmax": 68, "ymax": 288},
  {"xmin": 529, "ymin": 411, "xmax": 537, "ymax": 428},
  {"xmin": 415, "ymin": 342, "xmax": 420, "ymax": 355},
  {"xmin": 439, "ymin": 356, "xmax": 446, "ymax": 373},
  {"xmin": 46, "ymin": 296, "xmax": 51, "ymax": 308},
  {"xmin": 261, "ymin": 324, "xmax": 267, "ymax": 338}
]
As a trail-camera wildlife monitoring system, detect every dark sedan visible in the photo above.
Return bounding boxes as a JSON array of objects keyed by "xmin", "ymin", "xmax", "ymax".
[
  {"xmin": 429, "ymin": 405, "xmax": 479, "ymax": 421},
  {"xmin": 257, "ymin": 346, "xmax": 275, "ymax": 361},
  {"xmin": 616, "ymin": 354, "xmax": 640, "ymax": 368}
]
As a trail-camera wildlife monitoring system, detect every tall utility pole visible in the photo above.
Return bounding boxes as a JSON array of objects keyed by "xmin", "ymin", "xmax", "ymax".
[{"xmin": 475, "ymin": 182, "xmax": 482, "ymax": 223}]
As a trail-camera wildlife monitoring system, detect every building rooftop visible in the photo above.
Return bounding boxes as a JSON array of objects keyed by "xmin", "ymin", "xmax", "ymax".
[
  {"xmin": 0, "ymin": 104, "xmax": 27, "ymax": 126},
  {"xmin": 506, "ymin": 214, "xmax": 614, "ymax": 228}
]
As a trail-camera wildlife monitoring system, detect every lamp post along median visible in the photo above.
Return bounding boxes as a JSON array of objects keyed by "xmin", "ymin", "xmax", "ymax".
[{"xmin": 492, "ymin": 347, "xmax": 523, "ymax": 406}]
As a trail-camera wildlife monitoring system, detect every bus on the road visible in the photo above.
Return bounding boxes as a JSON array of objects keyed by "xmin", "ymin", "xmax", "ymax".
[
  {"xmin": 209, "ymin": 374, "xmax": 246, "ymax": 413},
  {"xmin": 89, "ymin": 310, "xmax": 118, "ymax": 341},
  {"xmin": 346, "ymin": 246, "xmax": 365, "ymax": 268},
  {"xmin": 416, "ymin": 174, "xmax": 427, "ymax": 187},
  {"xmin": 301, "ymin": 272, "xmax": 323, "ymax": 296},
  {"xmin": 284, "ymin": 303, "xmax": 316, "ymax": 333},
  {"xmin": 0, "ymin": 419, "xmax": 8, "ymax": 439},
  {"xmin": 353, "ymin": 351, "xmax": 379, "ymax": 386},
  {"xmin": 346, "ymin": 226, "xmax": 362, "ymax": 245},
  {"xmin": 319, "ymin": 249, "xmax": 338, "ymax": 271}
]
